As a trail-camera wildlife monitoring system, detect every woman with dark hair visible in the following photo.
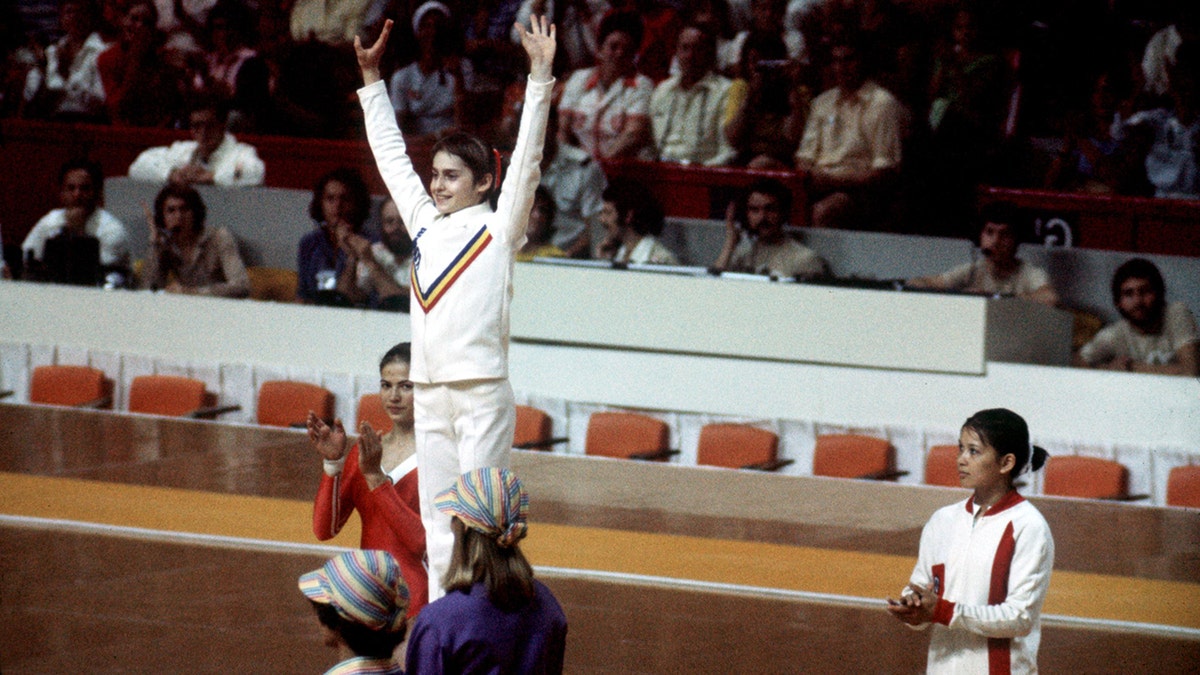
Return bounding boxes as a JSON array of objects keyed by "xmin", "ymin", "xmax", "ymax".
[
  {"xmin": 295, "ymin": 166, "xmax": 372, "ymax": 304},
  {"xmin": 888, "ymin": 408, "xmax": 1054, "ymax": 674},
  {"xmin": 596, "ymin": 177, "xmax": 678, "ymax": 264},
  {"xmin": 405, "ymin": 467, "xmax": 566, "ymax": 673},
  {"xmin": 307, "ymin": 342, "xmax": 429, "ymax": 618},
  {"xmin": 140, "ymin": 183, "xmax": 249, "ymax": 296}
]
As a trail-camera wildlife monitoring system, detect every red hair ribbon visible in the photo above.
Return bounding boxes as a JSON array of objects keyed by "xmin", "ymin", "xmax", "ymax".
[{"xmin": 492, "ymin": 148, "xmax": 502, "ymax": 189}]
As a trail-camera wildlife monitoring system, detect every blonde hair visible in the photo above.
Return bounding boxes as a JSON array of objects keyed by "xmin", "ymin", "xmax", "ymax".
[{"xmin": 442, "ymin": 518, "xmax": 535, "ymax": 611}]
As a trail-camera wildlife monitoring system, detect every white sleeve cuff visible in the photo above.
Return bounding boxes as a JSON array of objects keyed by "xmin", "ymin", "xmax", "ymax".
[{"xmin": 323, "ymin": 457, "xmax": 347, "ymax": 476}]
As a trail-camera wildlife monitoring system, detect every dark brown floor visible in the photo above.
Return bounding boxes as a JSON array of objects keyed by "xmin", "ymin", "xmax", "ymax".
[{"xmin": 2, "ymin": 404, "xmax": 1199, "ymax": 673}]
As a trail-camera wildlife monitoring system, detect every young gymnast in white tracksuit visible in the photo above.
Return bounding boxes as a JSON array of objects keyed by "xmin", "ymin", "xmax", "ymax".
[
  {"xmin": 355, "ymin": 16, "xmax": 556, "ymax": 599},
  {"xmin": 888, "ymin": 408, "xmax": 1054, "ymax": 675}
]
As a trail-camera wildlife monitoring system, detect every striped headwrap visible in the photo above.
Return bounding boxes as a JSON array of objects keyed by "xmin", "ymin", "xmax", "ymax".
[
  {"xmin": 435, "ymin": 467, "xmax": 529, "ymax": 548},
  {"xmin": 298, "ymin": 550, "xmax": 410, "ymax": 632}
]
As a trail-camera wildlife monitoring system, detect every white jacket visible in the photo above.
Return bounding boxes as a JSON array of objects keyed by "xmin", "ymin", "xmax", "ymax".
[
  {"xmin": 128, "ymin": 134, "xmax": 265, "ymax": 187},
  {"xmin": 358, "ymin": 77, "xmax": 552, "ymax": 383}
]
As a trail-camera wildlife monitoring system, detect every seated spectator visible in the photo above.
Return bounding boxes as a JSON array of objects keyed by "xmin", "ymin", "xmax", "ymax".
[
  {"xmin": 629, "ymin": 0, "xmax": 681, "ymax": 83},
  {"xmin": 298, "ymin": 550, "xmax": 410, "ymax": 675},
  {"xmin": 202, "ymin": 0, "xmax": 270, "ymax": 130},
  {"xmin": 296, "ymin": 167, "xmax": 372, "ymax": 305},
  {"xmin": 389, "ymin": 1, "xmax": 464, "ymax": 142},
  {"xmin": 558, "ymin": 11, "xmax": 654, "ymax": 161},
  {"xmin": 906, "ymin": 204, "xmax": 1058, "ymax": 306},
  {"xmin": 725, "ymin": 31, "xmax": 806, "ymax": 169},
  {"xmin": 794, "ymin": 38, "xmax": 902, "ymax": 229},
  {"xmin": 127, "ymin": 94, "xmax": 265, "ymax": 187},
  {"xmin": 649, "ymin": 22, "xmax": 737, "ymax": 166},
  {"xmin": 96, "ymin": 0, "xmax": 186, "ymax": 127},
  {"xmin": 1043, "ymin": 69, "xmax": 1144, "ymax": 195},
  {"xmin": 1140, "ymin": 4, "xmax": 1198, "ymax": 100},
  {"xmin": 1075, "ymin": 258, "xmax": 1199, "ymax": 377},
  {"xmin": 289, "ymin": 0, "xmax": 374, "ymax": 46},
  {"xmin": 712, "ymin": 178, "xmax": 825, "ymax": 279},
  {"xmin": 22, "ymin": 158, "xmax": 130, "ymax": 282},
  {"xmin": 517, "ymin": 187, "xmax": 566, "ymax": 262},
  {"xmin": 540, "ymin": 107, "xmax": 607, "ymax": 258},
  {"xmin": 596, "ymin": 177, "xmax": 679, "ymax": 264},
  {"xmin": 23, "ymin": 0, "xmax": 108, "ymax": 123},
  {"xmin": 406, "ymin": 467, "xmax": 567, "ymax": 673},
  {"xmin": 1116, "ymin": 44, "xmax": 1199, "ymax": 200},
  {"xmin": 139, "ymin": 183, "xmax": 249, "ymax": 297},
  {"xmin": 342, "ymin": 197, "xmax": 413, "ymax": 312},
  {"xmin": 720, "ymin": 0, "xmax": 803, "ymax": 74}
]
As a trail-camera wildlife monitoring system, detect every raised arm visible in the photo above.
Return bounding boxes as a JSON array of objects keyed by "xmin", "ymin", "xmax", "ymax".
[
  {"xmin": 516, "ymin": 15, "xmax": 556, "ymax": 84},
  {"xmin": 355, "ymin": 19, "xmax": 393, "ymax": 86}
]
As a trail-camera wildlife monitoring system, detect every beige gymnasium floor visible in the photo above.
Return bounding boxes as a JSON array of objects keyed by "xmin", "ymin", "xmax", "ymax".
[{"xmin": 2, "ymin": 403, "xmax": 1198, "ymax": 673}]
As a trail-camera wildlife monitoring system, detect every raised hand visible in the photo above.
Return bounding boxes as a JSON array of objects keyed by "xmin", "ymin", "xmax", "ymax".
[
  {"xmin": 357, "ymin": 420, "xmax": 391, "ymax": 490},
  {"xmin": 307, "ymin": 412, "xmax": 348, "ymax": 462},
  {"xmin": 515, "ymin": 15, "xmax": 556, "ymax": 83},
  {"xmin": 355, "ymin": 19, "xmax": 393, "ymax": 85}
]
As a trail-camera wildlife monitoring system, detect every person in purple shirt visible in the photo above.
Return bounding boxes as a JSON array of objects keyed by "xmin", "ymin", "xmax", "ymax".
[{"xmin": 406, "ymin": 467, "xmax": 567, "ymax": 674}]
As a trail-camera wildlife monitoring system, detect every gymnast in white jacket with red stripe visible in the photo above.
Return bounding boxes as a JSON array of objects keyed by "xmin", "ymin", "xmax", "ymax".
[
  {"xmin": 354, "ymin": 15, "xmax": 556, "ymax": 599},
  {"xmin": 889, "ymin": 409, "xmax": 1054, "ymax": 675}
]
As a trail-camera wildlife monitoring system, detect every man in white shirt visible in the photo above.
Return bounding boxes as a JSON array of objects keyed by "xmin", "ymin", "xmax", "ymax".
[
  {"xmin": 1076, "ymin": 258, "xmax": 1199, "ymax": 377},
  {"xmin": 712, "ymin": 178, "xmax": 825, "ymax": 279},
  {"xmin": 22, "ymin": 158, "xmax": 129, "ymax": 279},
  {"xmin": 649, "ymin": 23, "xmax": 737, "ymax": 166},
  {"xmin": 128, "ymin": 96, "xmax": 265, "ymax": 187},
  {"xmin": 907, "ymin": 204, "xmax": 1058, "ymax": 306}
]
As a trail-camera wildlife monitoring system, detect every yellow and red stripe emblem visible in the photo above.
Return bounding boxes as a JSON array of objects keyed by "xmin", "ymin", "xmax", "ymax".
[{"xmin": 411, "ymin": 226, "xmax": 493, "ymax": 312}]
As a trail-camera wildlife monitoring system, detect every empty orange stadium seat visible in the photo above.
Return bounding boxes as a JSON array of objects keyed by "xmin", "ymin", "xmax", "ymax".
[
  {"xmin": 696, "ymin": 424, "xmax": 791, "ymax": 470},
  {"xmin": 128, "ymin": 375, "xmax": 215, "ymax": 417},
  {"xmin": 585, "ymin": 411, "xmax": 676, "ymax": 461},
  {"xmin": 1166, "ymin": 466, "xmax": 1200, "ymax": 509},
  {"xmin": 356, "ymin": 394, "xmax": 392, "ymax": 433},
  {"xmin": 29, "ymin": 365, "xmax": 113, "ymax": 408},
  {"xmin": 813, "ymin": 434, "xmax": 906, "ymax": 480},
  {"xmin": 1042, "ymin": 456, "xmax": 1141, "ymax": 500},
  {"xmin": 257, "ymin": 380, "xmax": 333, "ymax": 428},
  {"xmin": 513, "ymin": 405, "xmax": 567, "ymax": 451},
  {"xmin": 924, "ymin": 445, "xmax": 961, "ymax": 487}
]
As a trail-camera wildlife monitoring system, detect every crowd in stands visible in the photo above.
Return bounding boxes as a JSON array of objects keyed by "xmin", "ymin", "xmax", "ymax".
[
  {"xmin": 2, "ymin": 0, "xmax": 1197, "ymax": 375},
  {"xmin": 3, "ymin": 1, "xmax": 1197, "ymax": 225}
]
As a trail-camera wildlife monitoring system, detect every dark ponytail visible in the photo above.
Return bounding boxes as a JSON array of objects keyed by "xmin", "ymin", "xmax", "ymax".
[{"xmin": 962, "ymin": 408, "xmax": 1050, "ymax": 481}]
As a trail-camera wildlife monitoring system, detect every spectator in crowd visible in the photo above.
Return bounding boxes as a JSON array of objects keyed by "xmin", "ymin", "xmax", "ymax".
[
  {"xmin": 308, "ymin": 342, "xmax": 429, "ymax": 618},
  {"xmin": 1075, "ymin": 258, "xmax": 1199, "ymax": 376},
  {"xmin": 596, "ymin": 176, "xmax": 679, "ymax": 264},
  {"xmin": 540, "ymin": 109, "xmax": 607, "ymax": 258},
  {"xmin": 906, "ymin": 203, "xmax": 1058, "ymax": 307},
  {"xmin": 406, "ymin": 467, "xmax": 567, "ymax": 674},
  {"xmin": 389, "ymin": 1, "xmax": 464, "ymax": 142},
  {"xmin": 626, "ymin": 0, "xmax": 680, "ymax": 83},
  {"xmin": 712, "ymin": 178, "xmax": 825, "ymax": 279},
  {"xmin": 23, "ymin": 0, "xmax": 108, "ymax": 123},
  {"xmin": 296, "ymin": 167, "xmax": 372, "ymax": 305},
  {"xmin": 649, "ymin": 22, "xmax": 737, "ymax": 166},
  {"xmin": 96, "ymin": 0, "xmax": 186, "ymax": 126},
  {"xmin": 1141, "ymin": 4, "xmax": 1198, "ymax": 100},
  {"xmin": 290, "ymin": 0, "xmax": 375, "ymax": 46},
  {"xmin": 557, "ymin": 11, "xmax": 653, "ymax": 161},
  {"xmin": 725, "ymin": 30, "xmax": 807, "ymax": 168},
  {"xmin": 517, "ymin": 186, "xmax": 566, "ymax": 261},
  {"xmin": 1043, "ymin": 69, "xmax": 1145, "ymax": 195},
  {"xmin": 298, "ymin": 549, "xmax": 410, "ymax": 675},
  {"xmin": 22, "ymin": 158, "xmax": 130, "ymax": 279},
  {"xmin": 1115, "ymin": 43, "xmax": 1199, "ymax": 200},
  {"xmin": 138, "ymin": 183, "xmax": 249, "ymax": 296},
  {"xmin": 719, "ymin": 0, "xmax": 803, "ymax": 74},
  {"xmin": 127, "ymin": 93, "xmax": 265, "ymax": 187},
  {"xmin": 794, "ymin": 37, "xmax": 903, "ymax": 229},
  {"xmin": 201, "ymin": 0, "xmax": 270, "ymax": 131},
  {"xmin": 341, "ymin": 197, "xmax": 414, "ymax": 312},
  {"xmin": 152, "ymin": 0, "xmax": 215, "ymax": 34}
]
